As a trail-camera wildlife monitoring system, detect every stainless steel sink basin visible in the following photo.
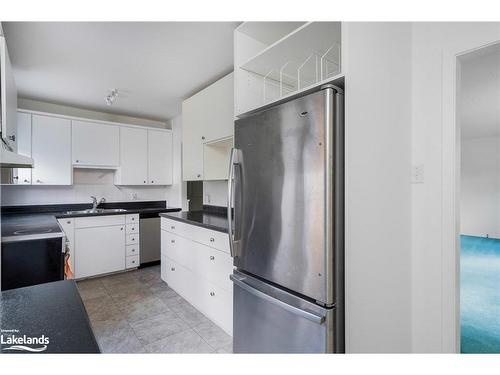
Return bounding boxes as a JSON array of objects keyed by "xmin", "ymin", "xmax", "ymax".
[{"xmin": 64, "ymin": 208, "xmax": 127, "ymax": 215}]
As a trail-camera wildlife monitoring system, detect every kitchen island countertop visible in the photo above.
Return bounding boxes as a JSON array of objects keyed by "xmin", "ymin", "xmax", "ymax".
[{"xmin": 0, "ymin": 280, "xmax": 100, "ymax": 353}]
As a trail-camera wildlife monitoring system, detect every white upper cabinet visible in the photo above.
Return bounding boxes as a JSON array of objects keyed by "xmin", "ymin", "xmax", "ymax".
[
  {"xmin": 72, "ymin": 120, "xmax": 119, "ymax": 167},
  {"xmin": 148, "ymin": 129, "xmax": 173, "ymax": 185},
  {"xmin": 182, "ymin": 72, "xmax": 234, "ymax": 181},
  {"xmin": 12, "ymin": 112, "xmax": 32, "ymax": 184},
  {"xmin": 115, "ymin": 126, "xmax": 149, "ymax": 185},
  {"xmin": 234, "ymin": 22, "xmax": 342, "ymax": 116},
  {"xmin": 182, "ymin": 97, "xmax": 205, "ymax": 181},
  {"xmin": 31, "ymin": 114, "xmax": 72, "ymax": 185}
]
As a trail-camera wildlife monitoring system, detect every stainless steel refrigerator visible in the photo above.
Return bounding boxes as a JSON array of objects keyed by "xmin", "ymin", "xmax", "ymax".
[{"xmin": 228, "ymin": 85, "xmax": 344, "ymax": 353}]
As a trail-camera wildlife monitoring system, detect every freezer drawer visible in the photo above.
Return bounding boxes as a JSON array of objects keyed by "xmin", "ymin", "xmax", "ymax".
[{"xmin": 231, "ymin": 271, "xmax": 340, "ymax": 353}]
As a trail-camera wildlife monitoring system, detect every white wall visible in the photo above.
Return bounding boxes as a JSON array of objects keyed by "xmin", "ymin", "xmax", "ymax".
[
  {"xmin": 411, "ymin": 22, "xmax": 500, "ymax": 353},
  {"xmin": 203, "ymin": 180, "xmax": 227, "ymax": 206},
  {"xmin": 343, "ymin": 22, "xmax": 412, "ymax": 353},
  {"xmin": 460, "ymin": 137, "xmax": 500, "ymax": 238},
  {"xmin": 170, "ymin": 115, "xmax": 187, "ymax": 210},
  {"xmin": 1, "ymin": 169, "xmax": 172, "ymax": 205},
  {"xmin": 18, "ymin": 98, "xmax": 169, "ymax": 129}
]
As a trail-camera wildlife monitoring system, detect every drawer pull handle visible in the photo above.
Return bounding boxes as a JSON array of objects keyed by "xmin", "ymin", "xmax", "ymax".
[
  {"xmin": 210, "ymin": 292, "xmax": 215, "ymax": 296},
  {"xmin": 66, "ymin": 221, "xmax": 71, "ymax": 224},
  {"xmin": 171, "ymin": 267, "xmax": 175, "ymax": 271},
  {"xmin": 210, "ymin": 256, "xmax": 215, "ymax": 261},
  {"xmin": 210, "ymin": 238, "xmax": 215, "ymax": 242}
]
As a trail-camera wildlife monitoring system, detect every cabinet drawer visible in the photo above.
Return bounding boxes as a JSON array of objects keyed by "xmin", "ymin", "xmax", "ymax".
[
  {"xmin": 195, "ymin": 246, "xmax": 233, "ymax": 292},
  {"xmin": 161, "ymin": 217, "xmax": 185, "ymax": 234},
  {"xmin": 164, "ymin": 257, "xmax": 192, "ymax": 299},
  {"xmin": 191, "ymin": 226, "xmax": 230, "ymax": 254},
  {"xmin": 126, "ymin": 233, "xmax": 139, "ymax": 245},
  {"xmin": 161, "ymin": 217, "xmax": 230, "ymax": 253},
  {"xmin": 161, "ymin": 230, "xmax": 194, "ymax": 270},
  {"xmin": 126, "ymin": 223, "xmax": 139, "ymax": 234},
  {"xmin": 126, "ymin": 214, "xmax": 139, "ymax": 224},
  {"xmin": 126, "ymin": 244, "xmax": 140, "ymax": 257},
  {"xmin": 199, "ymin": 279, "xmax": 233, "ymax": 336},
  {"xmin": 126, "ymin": 255, "xmax": 140, "ymax": 269},
  {"xmin": 75, "ymin": 215, "xmax": 125, "ymax": 228}
]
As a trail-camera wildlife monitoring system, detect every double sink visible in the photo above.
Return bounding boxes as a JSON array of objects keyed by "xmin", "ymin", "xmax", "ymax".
[{"xmin": 63, "ymin": 208, "xmax": 127, "ymax": 215}]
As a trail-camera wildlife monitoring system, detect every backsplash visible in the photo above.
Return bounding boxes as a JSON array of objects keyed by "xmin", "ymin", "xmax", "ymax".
[
  {"xmin": 203, "ymin": 180, "xmax": 228, "ymax": 207},
  {"xmin": 1, "ymin": 169, "xmax": 176, "ymax": 206}
]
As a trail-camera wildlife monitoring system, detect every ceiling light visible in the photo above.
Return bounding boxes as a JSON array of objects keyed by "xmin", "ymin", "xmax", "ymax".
[{"xmin": 105, "ymin": 89, "xmax": 119, "ymax": 106}]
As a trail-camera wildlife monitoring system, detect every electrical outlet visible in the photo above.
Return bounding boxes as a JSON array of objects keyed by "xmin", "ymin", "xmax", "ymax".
[{"xmin": 411, "ymin": 165, "xmax": 424, "ymax": 184}]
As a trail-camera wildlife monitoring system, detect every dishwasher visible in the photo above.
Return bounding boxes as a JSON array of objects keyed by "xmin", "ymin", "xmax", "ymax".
[{"xmin": 139, "ymin": 214, "xmax": 161, "ymax": 265}]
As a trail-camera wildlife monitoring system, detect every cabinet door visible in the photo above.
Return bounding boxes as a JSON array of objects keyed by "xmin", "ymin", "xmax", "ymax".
[
  {"xmin": 182, "ymin": 97, "xmax": 205, "ymax": 181},
  {"xmin": 203, "ymin": 72, "xmax": 234, "ymax": 142},
  {"xmin": 12, "ymin": 112, "xmax": 32, "ymax": 184},
  {"xmin": 116, "ymin": 126, "xmax": 148, "ymax": 185},
  {"xmin": 72, "ymin": 120, "xmax": 119, "ymax": 166},
  {"xmin": 32, "ymin": 114, "xmax": 72, "ymax": 185},
  {"xmin": 74, "ymin": 224, "xmax": 125, "ymax": 279},
  {"xmin": 148, "ymin": 129, "xmax": 172, "ymax": 185}
]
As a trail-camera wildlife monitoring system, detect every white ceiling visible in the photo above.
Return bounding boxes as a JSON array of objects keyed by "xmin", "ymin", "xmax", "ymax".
[
  {"xmin": 3, "ymin": 22, "xmax": 240, "ymax": 122},
  {"xmin": 460, "ymin": 43, "xmax": 500, "ymax": 139}
]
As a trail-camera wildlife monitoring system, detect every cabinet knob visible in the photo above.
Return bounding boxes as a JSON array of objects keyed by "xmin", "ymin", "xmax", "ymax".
[
  {"xmin": 121, "ymin": 227, "xmax": 123, "ymax": 230},
  {"xmin": 171, "ymin": 226, "xmax": 175, "ymax": 230},
  {"xmin": 197, "ymin": 174, "xmax": 201, "ymax": 178},
  {"xmin": 132, "ymin": 217, "xmax": 135, "ymax": 221},
  {"xmin": 144, "ymin": 180, "xmax": 146, "ymax": 184},
  {"xmin": 75, "ymin": 160, "xmax": 79, "ymax": 163},
  {"xmin": 210, "ymin": 255, "xmax": 215, "ymax": 261},
  {"xmin": 210, "ymin": 238, "xmax": 215, "ymax": 242},
  {"xmin": 36, "ymin": 179, "xmax": 42, "ymax": 183},
  {"xmin": 151, "ymin": 180, "xmax": 154, "ymax": 183},
  {"xmin": 210, "ymin": 292, "xmax": 215, "ymax": 297},
  {"xmin": 24, "ymin": 179, "xmax": 30, "ymax": 183},
  {"xmin": 132, "ymin": 260, "xmax": 136, "ymax": 264},
  {"xmin": 12, "ymin": 176, "xmax": 18, "ymax": 180},
  {"xmin": 171, "ymin": 239, "xmax": 175, "ymax": 243},
  {"xmin": 67, "ymin": 220, "xmax": 71, "ymax": 225},
  {"xmin": 201, "ymin": 136, "xmax": 205, "ymax": 140},
  {"xmin": 171, "ymin": 267, "xmax": 175, "ymax": 271}
]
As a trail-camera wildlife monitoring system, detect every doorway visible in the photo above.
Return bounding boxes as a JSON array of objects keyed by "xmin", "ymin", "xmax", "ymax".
[{"xmin": 458, "ymin": 43, "xmax": 500, "ymax": 353}]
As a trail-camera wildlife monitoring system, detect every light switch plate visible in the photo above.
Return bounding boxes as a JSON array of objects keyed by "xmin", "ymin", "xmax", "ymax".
[{"xmin": 411, "ymin": 165, "xmax": 424, "ymax": 184}]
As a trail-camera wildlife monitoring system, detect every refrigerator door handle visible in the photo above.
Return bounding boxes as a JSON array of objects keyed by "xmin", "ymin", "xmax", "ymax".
[
  {"xmin": 227, "ymin": 148, "xmax": 240, "ymax": 258},
  {"xmin": 230, "ymin": 274, "xmax": 326, "ymax": 324}
]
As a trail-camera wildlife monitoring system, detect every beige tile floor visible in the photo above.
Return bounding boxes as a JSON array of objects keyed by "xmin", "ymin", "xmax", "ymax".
[{"xmin": 77, "ymin": 265, "xmax": 233, "ymax": 353}]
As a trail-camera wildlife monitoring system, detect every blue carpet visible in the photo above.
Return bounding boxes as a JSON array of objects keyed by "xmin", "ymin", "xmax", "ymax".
[{"xmin": 460, "ymin": 235, "xmax": 500, "ymax": 353}]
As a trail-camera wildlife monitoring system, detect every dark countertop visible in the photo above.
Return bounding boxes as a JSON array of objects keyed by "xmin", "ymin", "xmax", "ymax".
[
  {"xmin": 160, "ymin": 210, "xmax": 230, "ymax": 233},
  {"xmin": 1, "ymin": 201, "xmax": 181, "ymax": 242},
  {"xmin": 0, "ymin": 280, "xmax": 100, "ymax": 353}
]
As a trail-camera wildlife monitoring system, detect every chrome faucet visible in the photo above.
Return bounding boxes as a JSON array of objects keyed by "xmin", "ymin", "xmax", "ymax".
[{"xmin": 90, "ymin": 196, "xmax": 106, "ymax": 211}]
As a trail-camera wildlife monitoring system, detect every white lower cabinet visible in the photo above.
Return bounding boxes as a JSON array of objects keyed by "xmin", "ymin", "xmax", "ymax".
[
  {"xmin": 160, "ymin": 217, "xmax": 233, "ymax": 335},
  {"xmin": 58, "ymin": 214, "xmax": 140, "ymax": 279},
  {"xmin": 75, "ymin": 223, "xmax": 126, "ymax": 279}
]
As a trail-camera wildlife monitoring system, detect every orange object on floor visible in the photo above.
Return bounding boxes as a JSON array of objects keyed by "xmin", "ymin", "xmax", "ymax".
[{"xmin": 64, "ymin": 252, "xmax": 74, "ymax": 279}]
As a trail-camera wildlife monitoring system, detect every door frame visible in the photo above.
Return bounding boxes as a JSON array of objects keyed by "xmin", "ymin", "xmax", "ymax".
[{"xmin": 441, "ymin": 36, "xmax": 500, "ymax": 353}]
